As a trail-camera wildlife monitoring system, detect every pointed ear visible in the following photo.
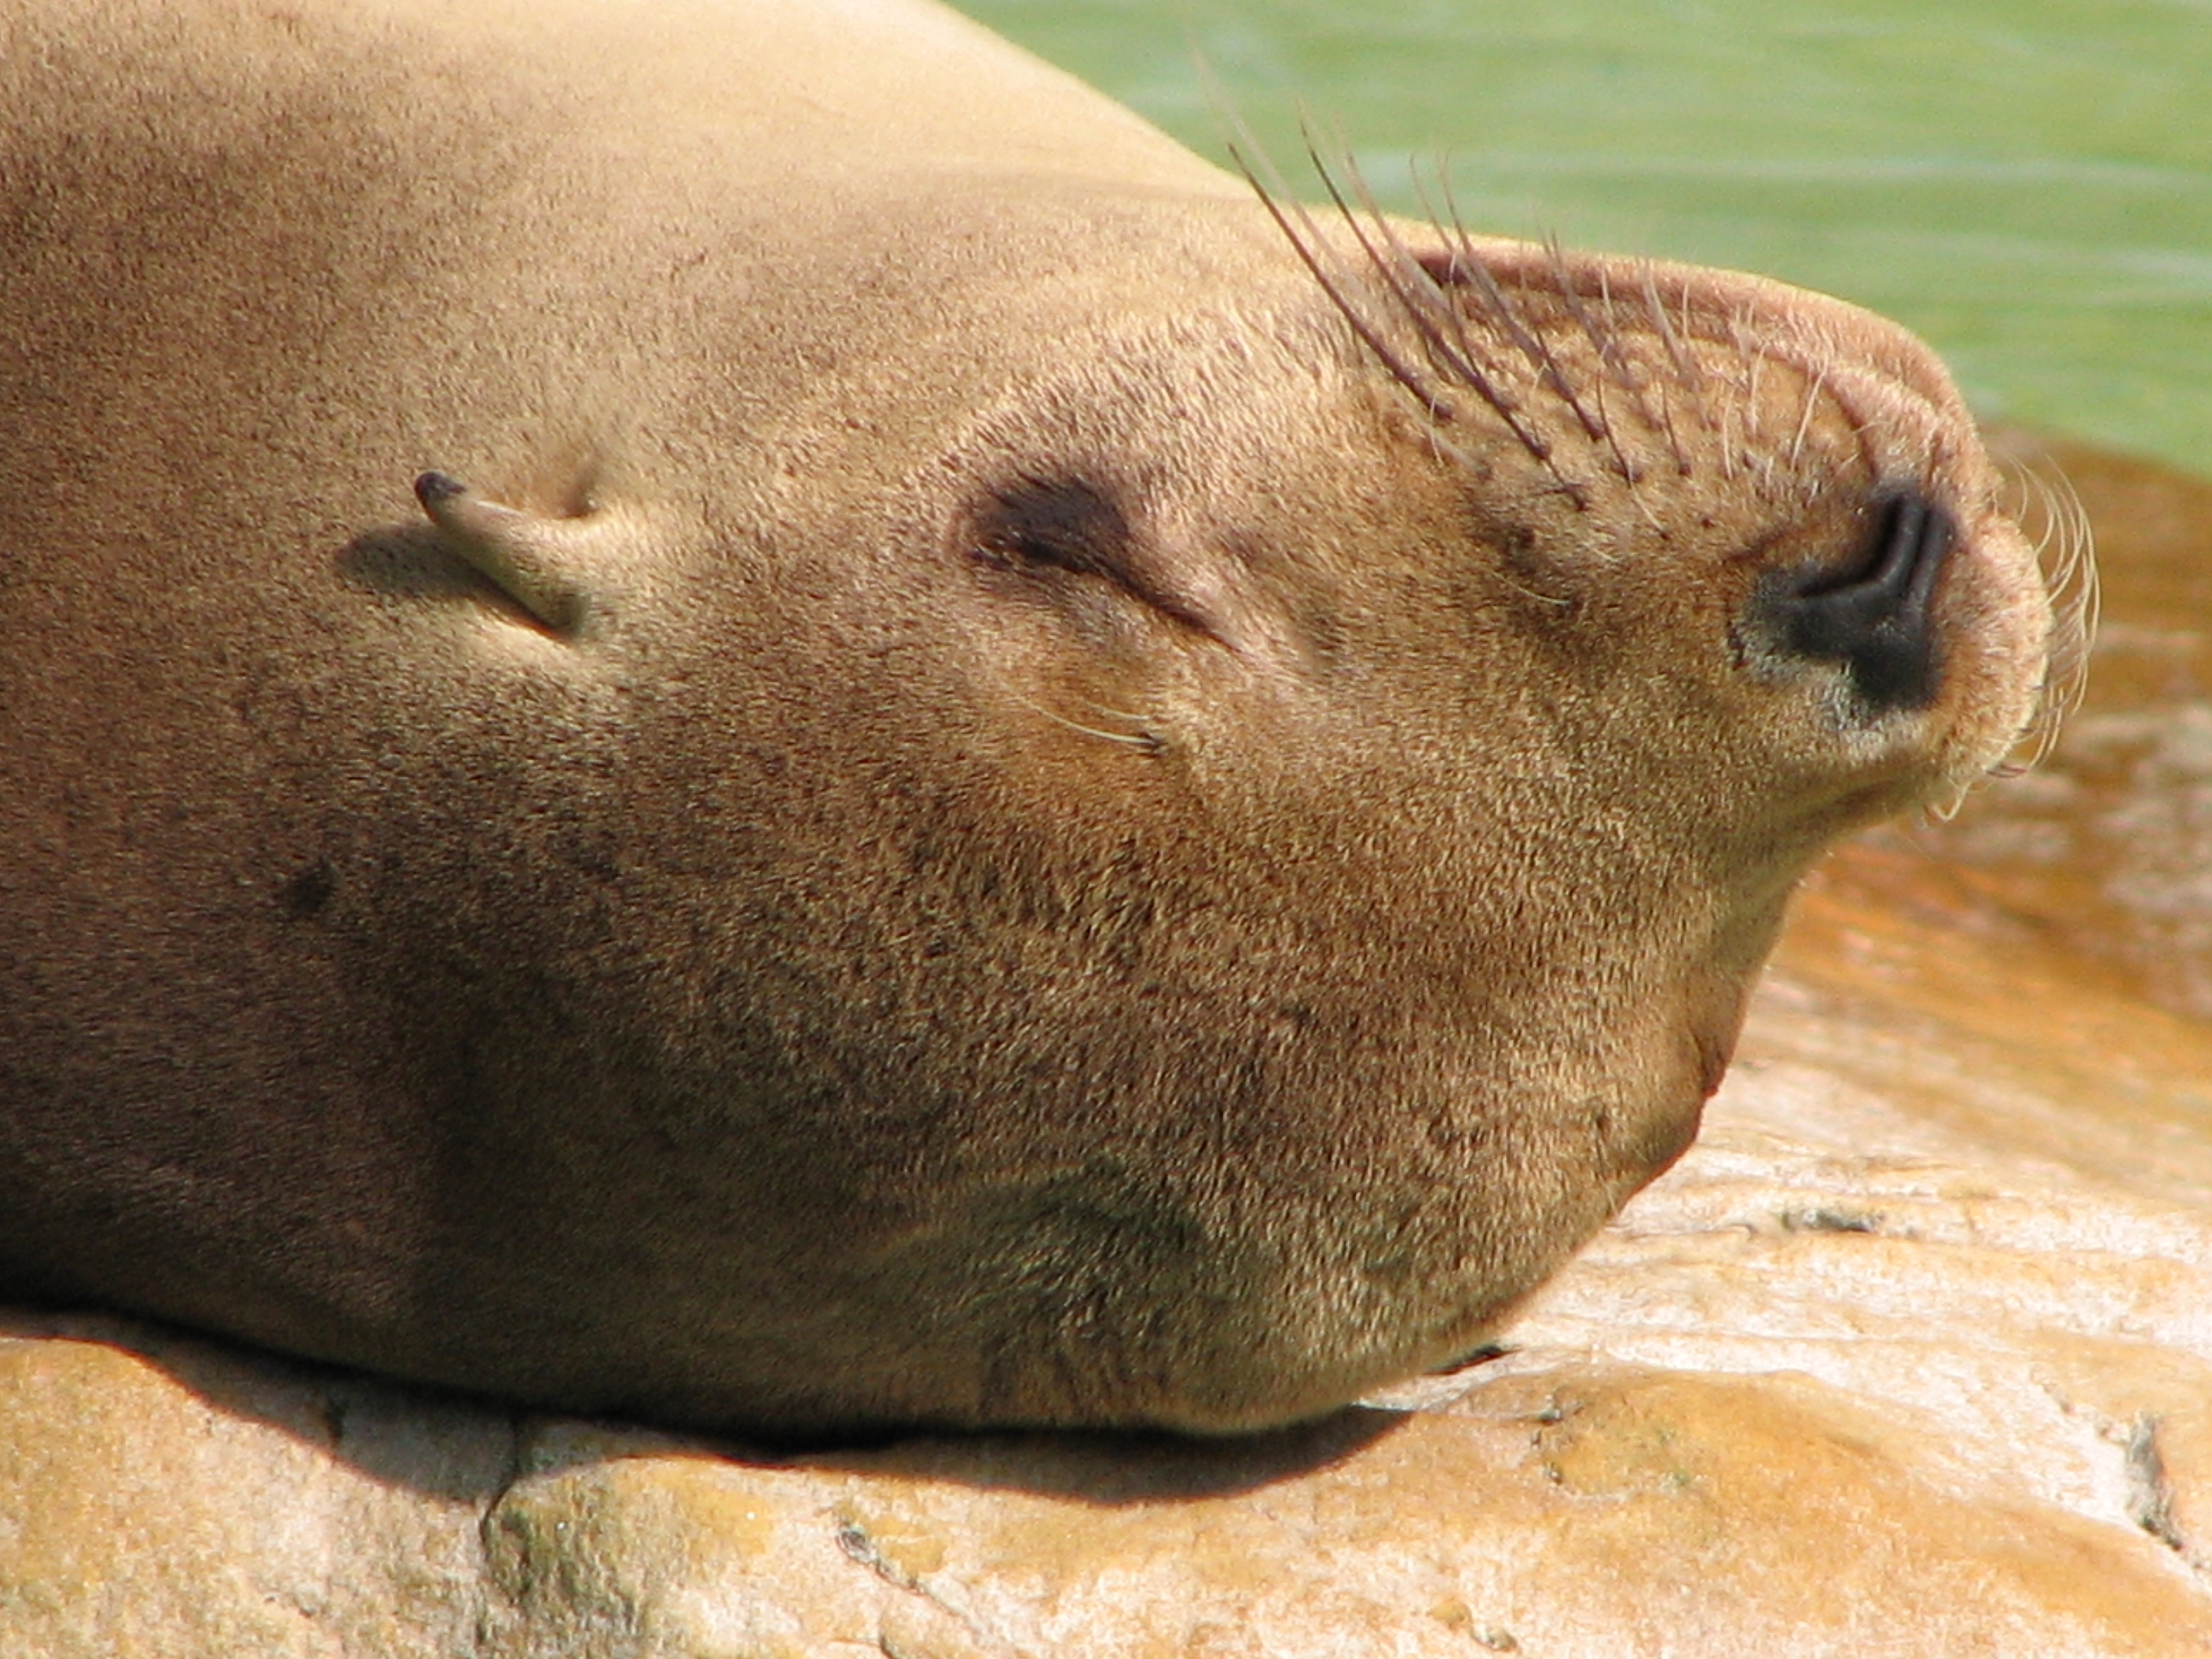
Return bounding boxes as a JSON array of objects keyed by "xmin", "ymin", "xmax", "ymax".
[{"xmin": 413, "ymin": 471, "xmax": 601, "ymax": 633}]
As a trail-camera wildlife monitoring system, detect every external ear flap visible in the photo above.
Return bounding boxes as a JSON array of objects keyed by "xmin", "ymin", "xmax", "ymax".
[{"xmin": 414, "ymin": 471, "xmax": 599, "ymax": 633}]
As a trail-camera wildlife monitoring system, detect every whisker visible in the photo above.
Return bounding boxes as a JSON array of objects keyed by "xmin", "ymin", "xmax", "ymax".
[
  {"xmin": 1463, "ymin": 234, "xmax": 1602, "ymax": 447},
  {"xmin": 2009, "ymin": 452, "xmax": 2097, "ymax": 771},
  {"xmin": 1576, "ymin": 257, "xmax": 1697, "ymax": 488},
  {"xmin": 1588, "ymin": 261, "xmax": 1632, "ymax": 383},
  {"xmin": 1220, "ymin": 114, "xmax": 1451, "ymax": 424},
  {"xmin": 1017, "ymin": 697, "xmax": 1168, "ymax": 756},
  {"xmin": 1431, "ymin": 171, "xmax": 1566, "ymax": 388},
  {"xmin": 1639, "ymin": 262, "xmax": 1705, "ymax": 397},
  {"xmin": 1075, "ymin": 701, "xmax": 1163, "ymax": 726},
  {"xmin": 1408, "ymin": 156, "xmax": 1592, "ymax": 506},
  {"xmin": 1319, "ymin": 141, "xmax": 1556, "ymax": 463},
  {"xmin": 1716, "ymin": 370, "xmax": 1741, "ymax": 482},
  {"xmin": 1542, "ymin": 240, "xmax": 1654, "ymax": 489},
  {"xmin": 1923, "ymin": 780, "xmax": 1974, "ymax": 823},
  {"xmin": 1554, "ymin": 244, "xmax": 1640, "ymax": 401},
  {"xmin": 1787, "ymin": 368, "xmax": 1827, "ymax": 469},
  {"xmin": 1652, "ymin": 372, "xmax": 1693, "ymax": 478},
  {"xmin": 1741, "ymin": 330, "xmax": 1768, "ymax": 445},
  {"xmin": 1406, "ymin": 166, "xmax": 1506, "ymax": 397}
]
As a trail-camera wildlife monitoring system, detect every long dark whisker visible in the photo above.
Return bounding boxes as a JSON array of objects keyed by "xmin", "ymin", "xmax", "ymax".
[
  {"xmin": 1404, "ymin": 164, "xmax": 1505, "ymax": 391},
  {"xmin": 1310, "ymin": 137, "xmax": 1563, "ymax": 471},
  {"xmin": 1632, "ymin": 266, "xmax": 1696, "ymax": 474},
  {"xmin": 1221, "ymin": 123, "xmax": 1450, "ymax": 423},
  {"xmin": 1430, "ymin": 170, "xmax": 1604, "ymax": 448},
  {"xmin": 1542, "ymin": 238, "xmax": 1645, "ymax": 486},
  {"xmin": 1636, "ymin": 267, "xmax": 1694, "ymax": 387}
]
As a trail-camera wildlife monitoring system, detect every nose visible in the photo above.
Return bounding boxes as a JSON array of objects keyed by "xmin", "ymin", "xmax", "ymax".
[{"xmin": 1765, "ymin": 492, "xmax": 1950, "ymax": 713}]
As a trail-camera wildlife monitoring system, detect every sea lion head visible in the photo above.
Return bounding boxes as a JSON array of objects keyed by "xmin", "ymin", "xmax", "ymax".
[{"xmin": 409, "ymin": 196, "xmax": 2064, "ymax": 1437}]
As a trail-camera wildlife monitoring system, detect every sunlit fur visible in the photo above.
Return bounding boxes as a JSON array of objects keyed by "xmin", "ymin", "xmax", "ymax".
[{"xmin": 0, "ymin": 0, "xmax": 2057, "ymax": 1437}]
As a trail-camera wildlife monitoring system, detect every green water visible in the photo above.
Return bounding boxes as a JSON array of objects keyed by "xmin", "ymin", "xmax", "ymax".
[{"xmin": 958, "ymin": 0, "xmax": 2212, "ymax": 479}]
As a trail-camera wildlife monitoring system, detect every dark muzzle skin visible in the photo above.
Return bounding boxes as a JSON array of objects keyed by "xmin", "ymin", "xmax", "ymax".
[
  {"xmin": 1761, "ymin": 491, "xmax": 1954, "ymax": 715},
  {"xmin": 0, "ymin": 0, "xmax": 2058, "ymax": 1438}
]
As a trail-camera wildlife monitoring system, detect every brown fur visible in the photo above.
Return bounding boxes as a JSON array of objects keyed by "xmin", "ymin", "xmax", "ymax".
[{"xmin": 0, "ymin": 0, "xmax": 2055, "ymax": 1435}]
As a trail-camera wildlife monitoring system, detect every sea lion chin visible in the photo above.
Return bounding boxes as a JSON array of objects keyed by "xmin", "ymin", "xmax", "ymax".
[{"xmin": 0, "ymin": 0, "xmax": 2067, "ymax": 1437}]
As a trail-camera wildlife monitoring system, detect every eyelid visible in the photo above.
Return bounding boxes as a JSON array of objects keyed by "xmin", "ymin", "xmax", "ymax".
[{"xmin": 967, "ymin": 474, "xmax": 1247, "ymax": 653}]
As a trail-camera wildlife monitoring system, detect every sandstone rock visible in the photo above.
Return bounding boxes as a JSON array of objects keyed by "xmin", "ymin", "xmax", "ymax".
[{"xmin": 7, "ymin": 440, "xmax": 2211, "ymax": 1656}]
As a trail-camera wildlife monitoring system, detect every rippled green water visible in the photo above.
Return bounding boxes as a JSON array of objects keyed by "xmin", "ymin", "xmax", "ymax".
[{"xmin": 958, "ymin": 0, "xmax": 2212, "ymax": 479}]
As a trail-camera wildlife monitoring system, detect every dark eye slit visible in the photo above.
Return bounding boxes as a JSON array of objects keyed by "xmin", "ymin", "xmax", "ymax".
[
  {"xmin": 976, "ymin": 474, "xmax": 1131, "ymax": 584},
  {"xmin": 971, "ymin": 472, "xmax": 1227, "ymax": 644}
]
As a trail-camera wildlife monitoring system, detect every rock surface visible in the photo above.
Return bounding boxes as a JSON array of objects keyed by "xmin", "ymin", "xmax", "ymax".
[{"xmin": 7, "ymin": 438, "xmax": 2212, "ymax": 1658}]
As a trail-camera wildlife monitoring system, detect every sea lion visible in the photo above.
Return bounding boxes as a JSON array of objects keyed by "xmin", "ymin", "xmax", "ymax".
[{"xmin": 0, "ymin": 0, "xmax": 2059, "ymax": 1437}]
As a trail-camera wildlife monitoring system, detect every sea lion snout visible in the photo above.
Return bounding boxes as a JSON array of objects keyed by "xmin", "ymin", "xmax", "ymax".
[{"xmin": 1287, "ymin": 225, "xmax": 2059, "ymax": 799}]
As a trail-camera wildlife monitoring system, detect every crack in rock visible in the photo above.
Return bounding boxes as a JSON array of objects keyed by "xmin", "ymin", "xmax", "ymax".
[
  {"xmin": 833, "ymin": 1512, "xmax": 1033, "ymax": 1659},
  {"xmin": 2124, "ymin": 1413, "xmax": 2191, "ymax": 1559}
]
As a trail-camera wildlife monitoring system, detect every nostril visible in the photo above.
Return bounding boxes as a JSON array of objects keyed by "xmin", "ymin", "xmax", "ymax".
[{"xmin": 1764, "ymin": 491, "xmax": 1951, "ymax": 714}]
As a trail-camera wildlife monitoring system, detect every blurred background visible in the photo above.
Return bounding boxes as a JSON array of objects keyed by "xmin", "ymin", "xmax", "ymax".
[{"xmin": 958, "ymin": 0, "xmax": 2212, "ymax": 479}]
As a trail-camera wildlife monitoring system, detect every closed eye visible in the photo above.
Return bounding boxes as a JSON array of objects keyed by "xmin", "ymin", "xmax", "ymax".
[
  {"xmin": 969, "ymin": 473, "xmax": 1224, "ymax": 643},
  {"xmin": 972, "ymin": 474, "xmax": 1133, "ymax": 584}
]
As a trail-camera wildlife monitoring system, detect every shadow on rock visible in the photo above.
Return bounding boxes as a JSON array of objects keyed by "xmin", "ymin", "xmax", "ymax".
[{"xmin": 0, "ymin": 1301, "xmax": 1406, "ymax": 1507}]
